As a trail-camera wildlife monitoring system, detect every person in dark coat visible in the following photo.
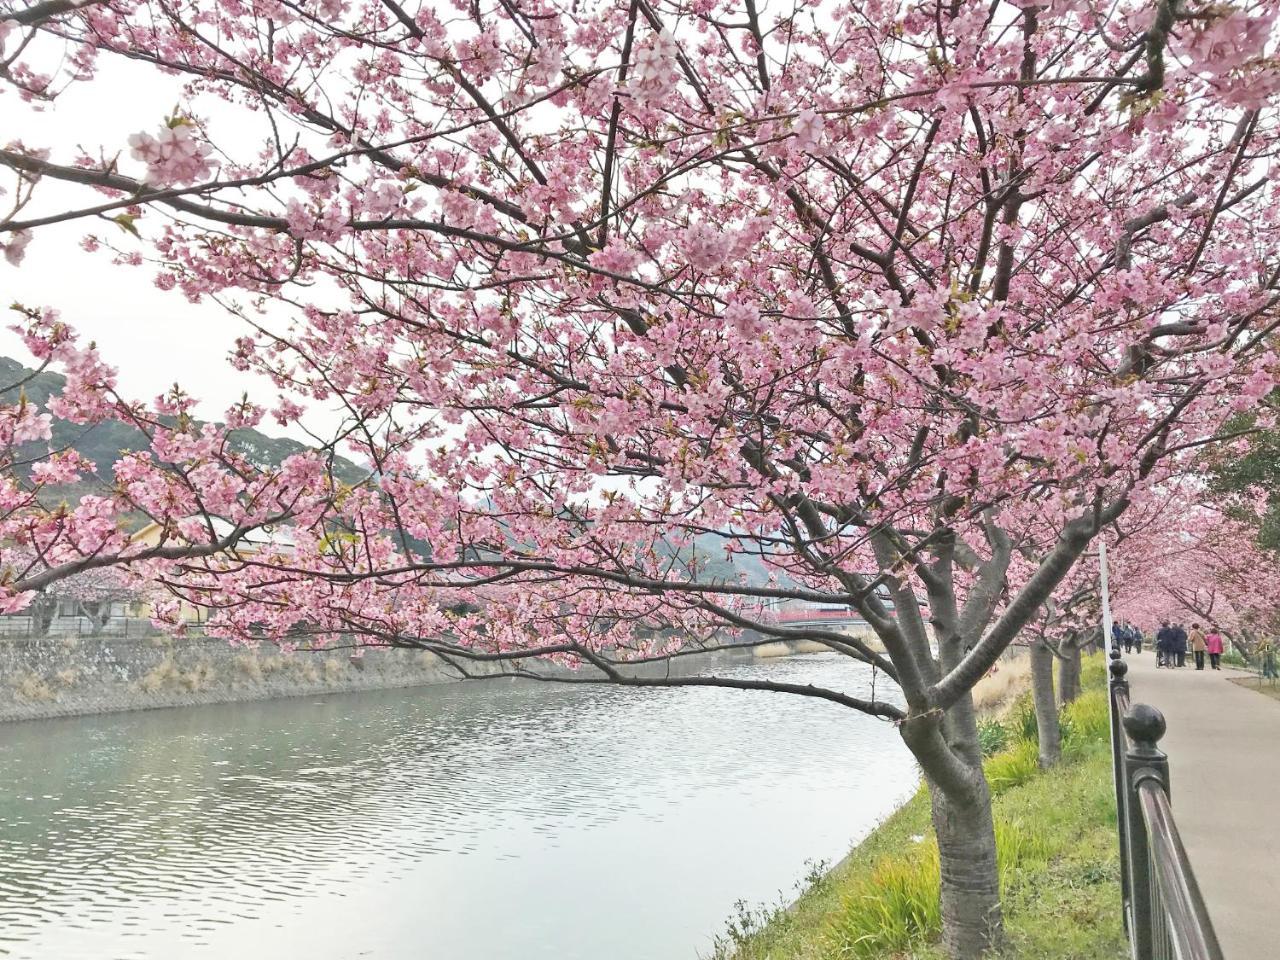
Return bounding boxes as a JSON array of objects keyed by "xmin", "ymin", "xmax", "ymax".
[
  {"xmin": 1155, "ymin": 621, "xmax": 1174, "ymax": 667},
  {"xmin": 1172, "ymin": 622, "xmax": 1189, "ymax": 668}
]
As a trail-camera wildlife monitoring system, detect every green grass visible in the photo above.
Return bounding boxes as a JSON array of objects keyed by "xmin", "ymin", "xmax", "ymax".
[
  {"xmin": 709, "ymin": 660, "xmax": 1124, "ymax": 960},
  {"xmin": 1009, "ymin": 694, "xmax": 1041, "ymax": 744},
  {"xmin": 820, "ymin": 819, "xmax": 1057, "ymax": 959},
  {"xmin": 826, "ymin": 841, "xmax": 941, "ymax": 957},
  {"xmin": 1079, "ymin": 654, "xmax": 1108, "ymax": 690},
  {"xmin": 1230, "ymin": 675, "xmax": 1280, "ymax": 701},
  {"xmin": 985, "ymin": 740, "xmax": 1040, "ymax": 795},
  {"xmin": 978, "ymin": 716, "xmax": 1011, "ymax": 757},
  {"xmin": 1062, "ymin": 686, "xmax": 1109, "ymax": 746},
  {"xmin": 1221, "ymin": 648, "xmax": 1249, "ymax": 669}
]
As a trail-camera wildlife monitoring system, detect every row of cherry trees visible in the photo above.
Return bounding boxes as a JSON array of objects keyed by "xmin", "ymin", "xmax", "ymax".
[
  {"xmin": 5, "ymin": 0, "xmax": 1280, "ymax": 955},
  {"xmin": 1111, "ymin": 497, "xmax": 1280, "ymax": 652},
  {"xmin": 1019, "ymin": 481, "xmax": 1280, "ymax": 771}
]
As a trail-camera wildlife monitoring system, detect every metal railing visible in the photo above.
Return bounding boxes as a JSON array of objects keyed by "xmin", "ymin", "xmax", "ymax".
[
  {"xmin": 1109, "ymin": 648, "xmax": 1224, "ymax": 960},
  {"xmin": 0, "ymin": 615, "xmax": 172, "ymax": 640}
]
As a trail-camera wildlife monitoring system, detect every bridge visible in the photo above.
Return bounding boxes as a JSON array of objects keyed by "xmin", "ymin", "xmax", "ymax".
[
  {"xmin": 769, "ymin": 607, "xmax": 875, "ymax": 629},
  {"xmin": 739, "ymin": 605, "xmax": 897, "ymax": 647}
]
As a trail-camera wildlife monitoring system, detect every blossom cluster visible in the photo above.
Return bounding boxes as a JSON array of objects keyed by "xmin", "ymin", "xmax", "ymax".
[
  {"xmin": 0, "ymin": 0, "xmax": 1278, "ymax": 703},
  {"xmin": 126, "ymin": 123, "xmax": 215, "ymax": 187},
  {"xmin": 630, "ymin": 30, "xmax": 679, "ymax": 105}
]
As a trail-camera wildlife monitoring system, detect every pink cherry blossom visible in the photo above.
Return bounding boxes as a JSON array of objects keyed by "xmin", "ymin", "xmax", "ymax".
[
  {"xmin": 630, "ymin": 30, "xmax": 679, "ymax": 105},
  {"xmin": 126, "ymin": 123, "xmax": 215, "ymax": 187},
  {"xmin": 0, "ymin": 591, "xmax": 35, "ymax": 614},
  {"xmin": 680, "ymin": 222, "xmax": 732, "ymax": 272},
  {"xmin": 791, "ymin": 108, "xmax": 827, "ymax": 154},
  {"xmin": 1, "ymin": 229, "xmax": 31, "ymax": 265},
  {"xmin": 2, "ymin": 2, "xmax": 1280, "ymax": 953}
]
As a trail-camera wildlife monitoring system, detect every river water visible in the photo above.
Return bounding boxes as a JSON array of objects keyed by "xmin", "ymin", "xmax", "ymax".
[{"xmin": 0, "ymin": 653, "xmax": 917, "ymax": 960}]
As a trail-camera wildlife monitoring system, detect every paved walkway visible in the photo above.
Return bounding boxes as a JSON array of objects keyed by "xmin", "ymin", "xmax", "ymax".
[{"xmin": 1124, "ymin": 652, "xmax": 1280, "ymax": 958}]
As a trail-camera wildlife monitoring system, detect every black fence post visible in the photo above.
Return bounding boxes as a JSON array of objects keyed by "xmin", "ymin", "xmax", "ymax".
[
  {"xmin": 1109, "ymin": 651, "xmax": 1132, "ymax": 929},
  {"xmin": 1123, "ymin": 703, "xmax": 1169, "ymax": 960}
]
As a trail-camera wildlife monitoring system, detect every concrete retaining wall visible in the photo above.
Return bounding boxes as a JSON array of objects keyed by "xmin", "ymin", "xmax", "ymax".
[
  {"xmin": 0, "ymin": 633, "xmax": 778, "ymax": 723},
  {"xmin": 0, "ymin": 634, "xmax": 522, "ymax": 723}
]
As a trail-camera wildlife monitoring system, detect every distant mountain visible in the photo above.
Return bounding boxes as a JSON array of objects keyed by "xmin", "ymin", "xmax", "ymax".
[
  {"xmin": 0, "ymin": 356, "xmax": 367, "ymax": 491},
  {"xmin": 0, "ymin": 357, "xmax": 807, "ymax": 586},
  {"xmin": 658, "ymin": 531, "xmax": 795, "ymax": 589}
]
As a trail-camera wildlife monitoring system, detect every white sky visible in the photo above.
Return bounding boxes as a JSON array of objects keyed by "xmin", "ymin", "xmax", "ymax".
[{"xmin": 1, "ymin": 55, "xmax": 332, "ymax": 441}]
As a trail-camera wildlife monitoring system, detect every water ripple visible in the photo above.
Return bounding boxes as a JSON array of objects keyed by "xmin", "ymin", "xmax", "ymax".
[{"xmin": 0, "ymin": 653, "xmax": 916, "ymax": 960}]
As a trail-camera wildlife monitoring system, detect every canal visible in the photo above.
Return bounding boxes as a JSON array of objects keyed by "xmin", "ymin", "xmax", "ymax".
[{"xmin": 0, "ymin": 653, "xmax": 917, "ymax": 959}]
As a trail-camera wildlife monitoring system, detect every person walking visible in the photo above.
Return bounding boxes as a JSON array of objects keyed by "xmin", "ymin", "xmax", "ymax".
[
  {"xmin": 1205, "ymin": 628, "xmax": 1224, "ymax": 670},
  {"xmin": 1173, "ymin": 622, "xmax": 1189, "ymax": 668},
  {"xmin": 1122, "ymin": 622, "xmax": 1134, "ymax": 654},
  {"xmin": 1133, "ymin": 624, "xmax": 1144, "ymax": 654},
  {"xmin": 1190, "ymin": 623, "xmax": 1207, "ymax": 670},
  {"xmin": 1156, "ymin": 621, "xmax": 1173, "ymax": 668},
  {"xmin": 1262, "ymin": 640, "xmax": 1280, "ymax": 682}
]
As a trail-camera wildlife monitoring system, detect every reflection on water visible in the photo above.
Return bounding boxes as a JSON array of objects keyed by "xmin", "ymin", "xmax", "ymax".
[{"xmin": 0, "ymin": 653, "xmax": 916, "ymax": 960}]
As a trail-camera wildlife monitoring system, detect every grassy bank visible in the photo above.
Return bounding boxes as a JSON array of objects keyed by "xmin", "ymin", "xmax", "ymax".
[
  {"xmin": 1229, "ymin": 675, "xmax": 1280, "ymax": 702},
  {"xmin": 712, "ymin": 656, "xmax": 1124, "ymax": 960},
  {"xmin": 970, "ymin": 652, "xmax": 1033, "ymax": 716}
]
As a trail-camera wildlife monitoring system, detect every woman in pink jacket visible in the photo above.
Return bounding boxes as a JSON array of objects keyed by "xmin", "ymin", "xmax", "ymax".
[{"xmin": 1205, "ymin": 629, "xmax": 1225, "ymax": 671}]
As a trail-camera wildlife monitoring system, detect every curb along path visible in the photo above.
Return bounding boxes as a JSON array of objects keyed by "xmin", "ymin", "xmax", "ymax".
[{"xmin": 1125, "ymin": 653, "xmax": 1280, "ymax": 959}]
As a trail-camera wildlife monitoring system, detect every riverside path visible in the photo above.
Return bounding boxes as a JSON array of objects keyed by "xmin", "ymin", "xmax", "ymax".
[{"xmin": 1124, "ymin": 652, "xmax": 1280, "ymax": 959}]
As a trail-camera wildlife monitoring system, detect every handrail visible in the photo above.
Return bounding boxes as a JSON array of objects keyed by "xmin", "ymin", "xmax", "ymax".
[
  {"xmin": 1136, "ymin": 782, "xmax": 1222, "ymax": 960},
  {"xmin": 1108, "ymin": 648, "xmax": 1224, "ymax": 960},
  {"xmin": 1114, "ymin": 681, "xmax": 1131, "ymax": 712}
]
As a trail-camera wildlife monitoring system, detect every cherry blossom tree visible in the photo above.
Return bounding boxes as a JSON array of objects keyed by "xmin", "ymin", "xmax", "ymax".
[
  {"xmin": 53, "ymin": 564, "xmax": 132, "ymax": 633},
  {"xmin": 4, "ymin": 0, "xmax": 1280, "ymax": 954},
  {"xmin": 1052, "ymin": 595, "xmax": 1101, "ymax": 705},
  {"xmin": 1024, "ymin": 569, "xmax": 1100, "ymax": 765},
  {"xmin": 1111, "ymin": 496, "xmax": 1280, "ymax": 655},
  {"xmin": 0, "ymin": 315, "xmax": 351, "ymax": 614},
  {"xmin": 3, "ymin": 549, "xmax": 136, "ymax": 634}
]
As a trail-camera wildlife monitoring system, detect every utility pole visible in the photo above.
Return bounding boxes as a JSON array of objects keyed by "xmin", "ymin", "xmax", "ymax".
[{"xmin": 1100, "ymin": 539, "xmax": 1114, "ymax": 654}]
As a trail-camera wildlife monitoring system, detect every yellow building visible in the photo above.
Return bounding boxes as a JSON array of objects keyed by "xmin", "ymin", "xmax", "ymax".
[{"xmin": 128, "ymin": 517, "xmax": 295, "ymax": 624}]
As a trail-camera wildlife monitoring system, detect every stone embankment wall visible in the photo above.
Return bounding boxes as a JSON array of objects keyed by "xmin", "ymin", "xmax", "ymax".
[
  {"xmin": 0, "ymin": 634, "xmax": 513, "ymax": 723},
  {"xmin": 0, "ymin": 632, "xmax": 781, "ymax": 723},
  {"xmin": 754, "ymin": 631, "xmax": 887, "ymax": 659}
]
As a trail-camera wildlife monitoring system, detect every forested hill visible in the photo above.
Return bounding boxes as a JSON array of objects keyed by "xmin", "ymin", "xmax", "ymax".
[
  {"xmin": 3, "ymin": 356, "xmax": 786, "ymax": 585},
  {"xmin": 0, "ymin": 356, "xmax": 366, "ymax": 487}
]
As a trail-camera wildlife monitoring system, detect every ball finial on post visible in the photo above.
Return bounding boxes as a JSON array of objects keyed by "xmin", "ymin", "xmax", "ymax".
[{"xmin": 1123, "ymin": 703, "xmax": 1167, "ymax": 749}]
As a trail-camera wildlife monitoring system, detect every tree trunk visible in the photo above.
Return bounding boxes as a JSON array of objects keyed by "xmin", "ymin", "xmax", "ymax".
[
  {"xmin": 906, "ymin": 710, "xmax": 1004, "ymax": 960},
  {"xmin": 930, "ymin": 775, "xmax": 1003, "ymax": 959},
  {"xmin": 1030, "ymin": 641, "xmax": 1061, "ymax": 767},
  {"xmin": 1231, "ymin": 628, "xmax": 1257, "ymax": 659},
  {"xmin": 79, "ymin": 601, "xmax": 111, "ymax": 636},
  {"xmin": 1058, "ymin": 645, "xmax": 1081, "ymax": 704},
  {"xmin": 941, "ymin": 676, "xmax": 983, "ymax": 767},
  {"xmin": 30, "ymin": 594, "xmax": 55, "ymax": 637}
]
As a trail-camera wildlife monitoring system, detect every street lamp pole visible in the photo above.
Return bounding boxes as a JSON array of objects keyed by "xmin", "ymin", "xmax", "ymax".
[{"xmin": 1100, "ymin": 539, "xmax": 1114, "ymax": 654}]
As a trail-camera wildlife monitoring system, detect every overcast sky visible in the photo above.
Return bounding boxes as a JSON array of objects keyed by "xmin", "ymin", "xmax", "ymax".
[{"xmin": 2, "ymin": 54, "xmax": 328, "ymax": 441}]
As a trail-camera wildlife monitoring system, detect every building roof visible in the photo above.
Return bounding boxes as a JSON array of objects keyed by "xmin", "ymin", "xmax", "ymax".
[{"xmin": 131, "ymin": 516, "xmax": 296, "ymax": 551}]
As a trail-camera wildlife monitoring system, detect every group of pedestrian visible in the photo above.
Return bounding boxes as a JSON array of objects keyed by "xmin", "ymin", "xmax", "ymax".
[
  {"xmin": 1112, "ymin": 619, "xmax": 1226, "ymax": 670},
  {"xmin": 1114, "ymin": 620, "xmax": 1144, "ymax": 654},
  {"xmin": 1153, "ymin": 621, "xmax": 1225, "ymax": 670}
]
